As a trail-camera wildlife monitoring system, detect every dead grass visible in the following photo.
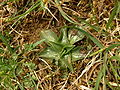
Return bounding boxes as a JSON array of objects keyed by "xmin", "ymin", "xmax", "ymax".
[{"xmin": 0, "ymin": 0, "xmax": 120, "ymax": 90}]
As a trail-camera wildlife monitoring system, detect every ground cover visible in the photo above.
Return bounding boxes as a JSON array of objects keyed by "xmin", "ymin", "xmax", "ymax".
[{"xmin": 0, "ymin": 0, "xmax": 120, "ymax": 89}]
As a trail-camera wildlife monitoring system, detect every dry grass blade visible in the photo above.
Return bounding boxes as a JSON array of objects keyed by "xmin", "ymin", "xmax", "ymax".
[
  {"xmin": 39, "ymin": 58, "xmax": 52, "ymax": 70},
  {"xmin": 44, "ymin": 7, "xmax": 59, "ymax": 22},
  {"xmin": 54, "ymin": 0, "xmax": 76, "ymax": 24},
  {"xmin": 72, "ymin": 55, "xmax": 99, "ymax": 85}
]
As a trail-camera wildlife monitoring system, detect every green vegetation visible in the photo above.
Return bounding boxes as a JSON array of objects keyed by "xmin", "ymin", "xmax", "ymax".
[
  {"xmin": 40, "ymin": 28, "xmax": 85, "ymax": 72},
  {"xmin": 0, "ymin": 32, "xmax": 44, "ymax": 89},
  {"xmin": 0, "ymin": 0, "xmax": 120, "ymax": 89}
]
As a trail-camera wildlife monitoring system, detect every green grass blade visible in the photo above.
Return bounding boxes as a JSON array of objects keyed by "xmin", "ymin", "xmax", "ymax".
[
  {"xmin": 90, "ymin": 48, "xmax": 106, "ymax": 57},
  {"xmin": 94, "ymin": 66, "xmax": 104, "ymax": 90},
  {"xmin": 32, "ymin": 39, "xmax": 45, "ymax": 49},
  {"xmin": 106, "ymin": 43, "xmax": 120, "ymax": 51},
  {"xmin": 74, "ymin": 16, "xmax": 100, "ymax": 32},
  {"xmin": 55, "ymin": 0, "xmax": 100, "ymax": 32},
  {"xmin": 103, "ymin": 52, "xmax": 108, "ymax": 90},
  {"xmin": 106, "ymin": 1, "xmax": 120, "ymax": 29},
  {"xmin": 25, "ymin": 39, "xmax": 45, "ymax": 51},
  {"xmin": 109, "ymin": 61, "xmax": 119, "ymax": 82},
  {"xmin": 66, "ymin": 26, "xmax": 104, "ymax": 49},
  {"xmin": 110, "ymin": 56, "xmax": 120, "ymax": 62},
  {"xmin": 54, "ymin": 0, "xmax": 75, "ymax": 24},
  {"xmin": 7, "ymin": 0, "xmax": 42, "ymax": 22},
  {"xmin": 0, "ymin": 32, "xmax": 13, "ymax": 53}
]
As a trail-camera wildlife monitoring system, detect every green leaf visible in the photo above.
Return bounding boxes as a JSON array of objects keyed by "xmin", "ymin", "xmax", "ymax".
[
  {"xmin": 60, "ymin": 57, "xmax": 74, "ymax": 72},
  {"xmin": 60, "ymin": 45, "xmax": 75, "ymax": 57},
  {"xmin": 40, "ymin": 47, "xmax": 60, "ymax": 60},
  {"xmin": 40, "ymin": 30, "xmax": 58, "ymax": 44},
  {"xmin": 66, "ymin": 26, "xmax": 104, "ymax": 49},
  {"xmin": 68, "ymin": 29, "xmax": 85, "ymax": 44},
  {"xmin": 48, "ymin": 41, "xmax": 63, "ymax": 52},
  {"xmin": 59, "ymin": 28, "xmax": 85, "ymax": 45},
  {"xmin": 59, "ymin": 28, "xmax": 69, "ymax": 44},
  {"xmin": 71, "ymin": 47, "xmax": 85, "ymax": 61}
]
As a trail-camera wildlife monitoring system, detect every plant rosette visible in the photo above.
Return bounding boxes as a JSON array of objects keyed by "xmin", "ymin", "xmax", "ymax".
[{"xmin": 39, "ymin": 27, "xmax": 85, "ymax": 72}]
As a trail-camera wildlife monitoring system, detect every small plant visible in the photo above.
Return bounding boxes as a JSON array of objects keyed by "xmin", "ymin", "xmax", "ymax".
[{"xmin": 39, "ymin": 27, "xmax": 85, "ymax": 72}]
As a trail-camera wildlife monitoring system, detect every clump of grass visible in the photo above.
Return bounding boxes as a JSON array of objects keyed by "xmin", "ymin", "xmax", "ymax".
[{"xmin": 0, "ymin": 32, "xmax": 45, "ymax": 89}]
